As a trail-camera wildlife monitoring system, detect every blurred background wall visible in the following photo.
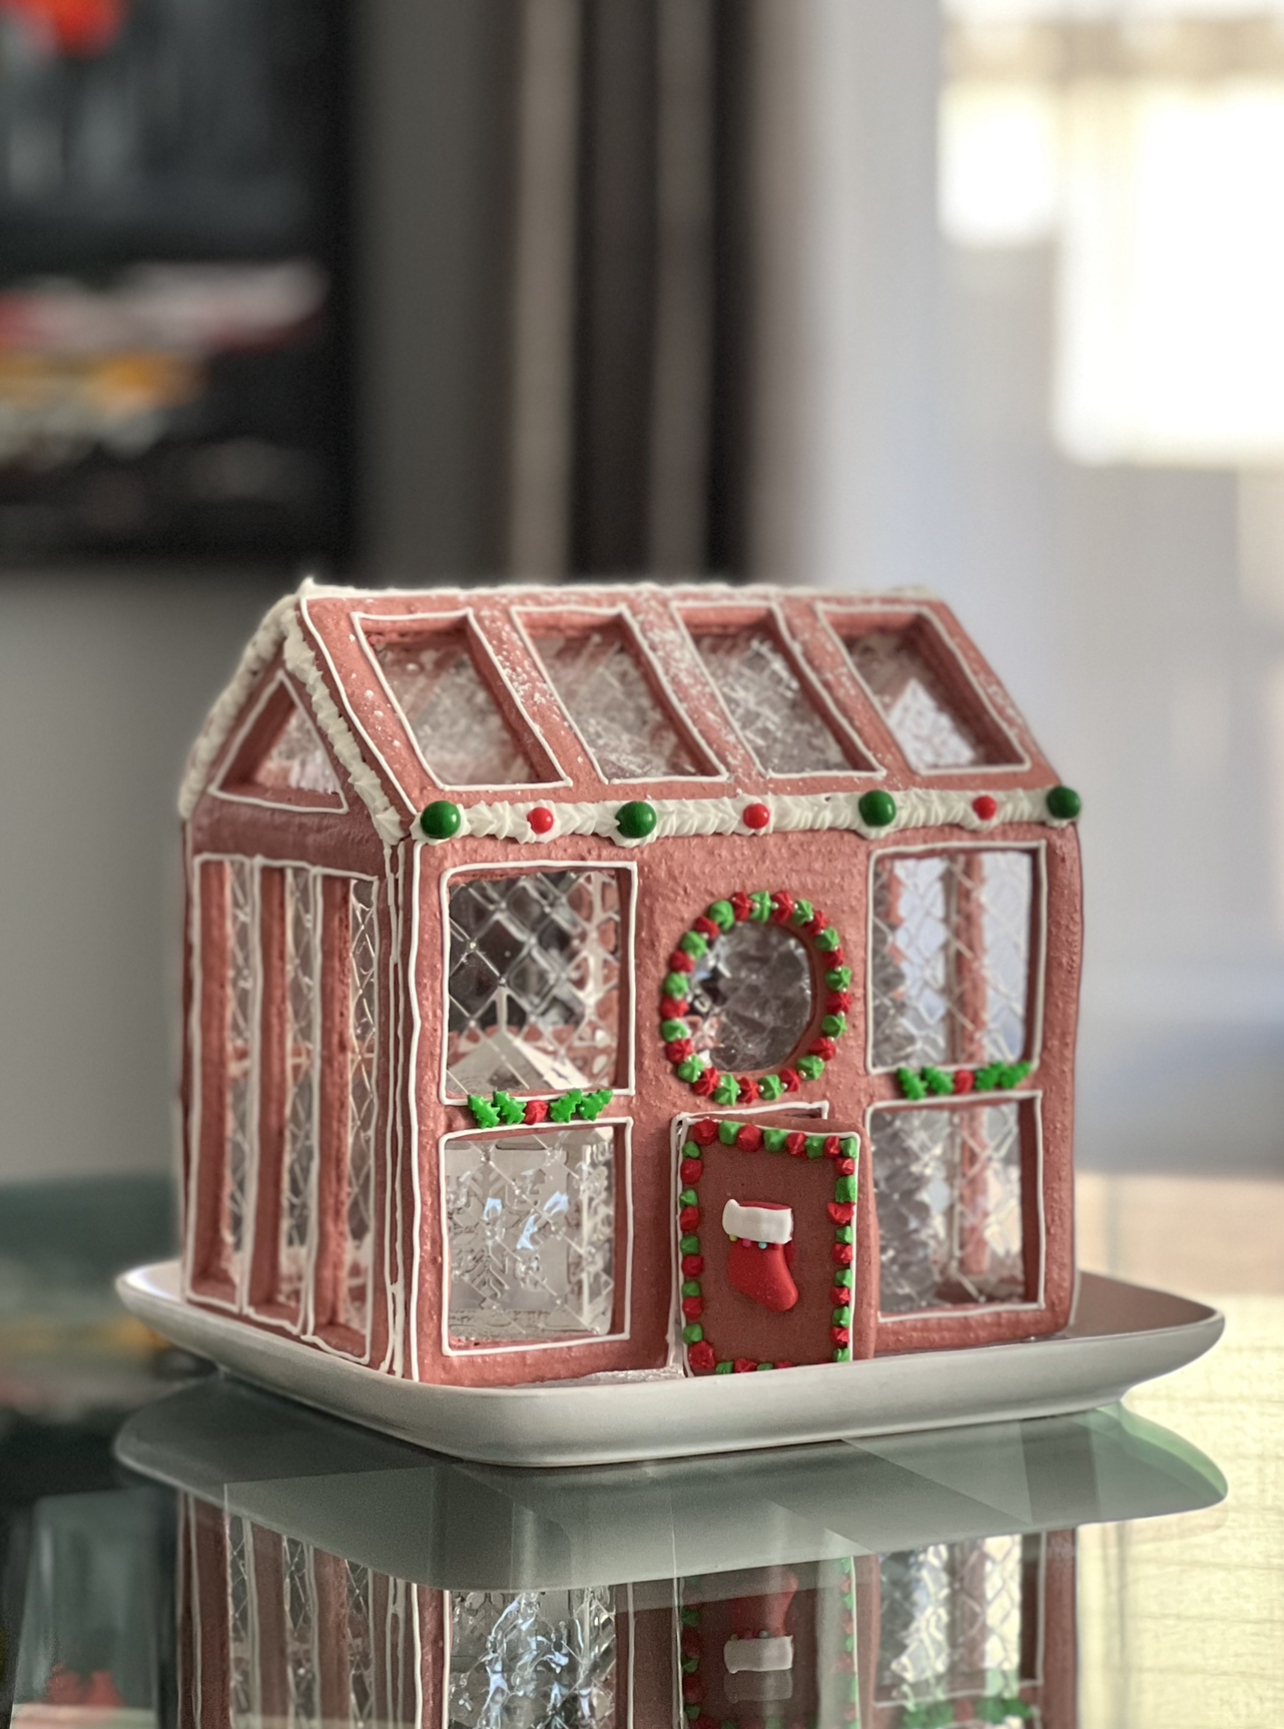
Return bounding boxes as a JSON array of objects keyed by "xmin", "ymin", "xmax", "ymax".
[{"xmin": 2, "ymin": 0, "xmax": 1283, "ymax": 1185}]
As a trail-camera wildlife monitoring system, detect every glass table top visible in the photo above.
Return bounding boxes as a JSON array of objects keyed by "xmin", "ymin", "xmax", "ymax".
[{"xmin": 0, "ymin": 1170, "xmax": 1279, "ymax": 1729}]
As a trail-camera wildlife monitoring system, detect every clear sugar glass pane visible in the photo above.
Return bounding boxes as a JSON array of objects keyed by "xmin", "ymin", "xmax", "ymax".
[
  {"xmin": 870, "ymin": 850, "xmax": 1033, "ymax": 1072},
  {"xmin": 871, "ymin": 1101, "xmax": 1026, "ymax": 1314},
  {"xmin": 444, "ymin": 1127, "xmax": 616, "ymax": 1342},
  {"xmin": 448, "ymin": 1587, "xmax": 618, "ymax": 1729},
  {"xmin": 276, "ymin": 867, "xmax": 318, "ymax": 1309},
  {"xmin": 691, "ymin": 625, "xmax": 852, "ymax": 773},
  {"xmin": 372, "ymin": 628, "xmax": 542, "ymax": 786},
  {"xmin": 687, "ymin": 920, "xmax": 814, "ymax": 1073},
  {"xmin": 343, "ymin": 880, "xmax": 379, "ymax": 1338},
  {"xmin": 533, "ymin": 623, "xmax": 704, "ymax": 780},
  {"xmin": 254, "ymin": 702, "xmax": 340, "ymax": 795},
  {"xmin": 222, "ymin": 857, "xmax": 256, "ymax": 1293},
  {"xmin": 841, "ymin": 624, "xmax": 1008, "ymax": 770},
  {"xmin": 876, "ymin": 1535, "xmax": 1035, "ymax": 1713},
  {"xmin": 445, "ymin": 869, "xmax": 621, "ymax": 1099}
]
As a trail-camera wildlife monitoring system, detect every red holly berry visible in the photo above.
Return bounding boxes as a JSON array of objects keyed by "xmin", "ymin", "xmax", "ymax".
[
  {"xmin": 523, "ymin": 1098, "xmax": 549, "ymax": 1126},
  {"xmin": 736, "ymin": 1122, "xmax": 763, "ymax": 1152},
  {"xmin": 679, "ymin": 1206, "xmax": 700, "ymax": 1232},
  {"xmin": 743, "ymin": 802, "xmax": 771, "ymax": 831},
  {"xmin": 682, "ymin": 1297, "xmax": 703, "ymax": 1320},
  {"xmin": 733, "ymin": 1357, "xmax": 758, "ymax": 1373},
  {"xmin": 682, "ymin": 1677, "xmax": 703, "ymax": 1703},
  {"xmin": 669, "ymin": 950, "xmax": 695, "ymax": 973},
  {"xmin": 785, "ymin": 1131, "xmax": 808, "ymax": 1158},
  {"xmin": 838, "ymin": 1158, "xmax": 856, "ymax": 1175},
  {"xmin": 694, "ymin": 916, "xmax": 720, "ymax": 940},
  {"xmin": 827, "ymin": 991, "xmax": 853, "ymax": 1014},
  {"xmin": 661, "ymin": 996, "xmax": 687, "ymax": 1021},
  {"xmin": 730, "ymin": 891, "xmax": 753, "ymax": 921},
  {"xmin": 681, "ymin": 1254, "xmax": 704, "ymax": 1277},
  {"xmin": 806, "ymin": 911, "xmax": 828, "ymax": 935},
  {"xmin": 831, "ymin": 1326, "xmax": 850, "ymax": 1346},
  {"xmin": 692, "ymin": 1068, "xmax": 718, "ymax": 1097},
  {"xmin": 810, "ymin": 1038, "xmax": 837, "ymax": 1061},
  {"xmin": 771, "ymin": 891, "xmax": 795, "ymax": 922},
  {"xmin": 828, "ymin": 1201, "xmax": 855, "ymax": 1224},
  {"xmin": 527, "ymin": 805, "xmax": 555, "ymax": 834},
  {"xmin": 953, "ymin": 1069, "xmax": 975, "ymax": 1094},
  {"xmin": 779, "ymin": 1068, "xmax": 801, "ymax": 1091},
  {"xmin": 680, "ymin": 1158, "xmax": 703, "ymax": 1185},
  {"xmin": 776, "ymin": 1360, "xmax": 794, "ymax": 1370},
  {"xmin": 827, "ymin": 947, "xmax": 845, "ymax": 967},
  {"xmin": 831, "ymin": 1287, "xmax": 851, "ymax": 1307},
  {"xmin": 833, "ymin": 1244, "xmax": 854, "ymax": 1266},
  {"xmin": 692, "ymin": 1117, "xmax": 719, "ymax": 1144},
  {"xmin": 973, "ymin": 794, "xmax": 999, "ymax": 822},
  {"xmin": 681, "ymin": 1629, "xmax": 701, "ymax": 1658},
  {"xmin": 737, "ymin": 1077, "xmax": 759, "ymax": 1105},
  {"xmin": 667, "ymin": 1040, "xmax": 694, "ymax": 1064},
  {"xmin": 688, "ymin": 1341, "xmax": 715, "ymax": 1373},
  {"xmin": 823, "ymin": 1135, "xmax": 843, "ymax": 1159}
]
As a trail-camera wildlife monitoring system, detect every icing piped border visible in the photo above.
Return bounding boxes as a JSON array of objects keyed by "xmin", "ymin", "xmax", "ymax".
[{"xmin": 415, "ymin": 786, "xmax": 1076, "ymax": 846}]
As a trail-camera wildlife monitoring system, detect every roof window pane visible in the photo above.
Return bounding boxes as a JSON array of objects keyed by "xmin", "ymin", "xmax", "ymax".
[
  {"xmin": 833, "ymin": 617, "xmax": 1020, "ymax": 771},
  {"xmin": 690, "ymin": 624, "xmax": 857, "ymax": 774},
  {"xmin": 254, "ymin": 703, "xmax": 341, "ymax": 796},
  {"xmin": 530, "ymin": 622, "xmax": 706, "ymax": 781},
  {"xmin": 371, "ymin": 628, "xmax": 545, "ymax": 787}
]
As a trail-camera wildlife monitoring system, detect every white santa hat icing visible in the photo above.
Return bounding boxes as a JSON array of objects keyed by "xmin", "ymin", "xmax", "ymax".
[
  {"xmin": 724, "ymin": 1635, "xmax": 795, "ymax": 1674},
  {"xmin": 722, "ymin": 1199, "xmax": 794, "ymax": 1244}
]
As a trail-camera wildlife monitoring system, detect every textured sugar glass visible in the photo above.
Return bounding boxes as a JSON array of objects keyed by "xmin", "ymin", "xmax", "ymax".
[
  {"xmin": 869, "ymin": 849, "xmax": 1034, "ymax": 1072},
  {"xmin": 690, "ymin": 624, "xmax": 856, "ymax": 773},
  {"xmin": 372, "ymin": 629, "xmax": 544, "ymax": 786},
  {"xmin": 445, "ymin": 869, "xmax": 621, "ymax": 1099},
  {"xmin": 870, "ymin": 1101, "xmax": 1025, "ymax": 1313},
  {"xmin": 532, "ymin": 623, "xmax": 705, "ymax": 780},
  {"xmin": 444, "ymin": 1126, "xmax": 617, "ymax": 1342},
  {"xmin": 254, "ymin": 702, "xmax": 340, "ymax": 794},
  {"xmin": 877, "ymin": 1535, "xmax": 1037, "ymax": 1713},
  {"xmin": 448, "ymin": 1588, "xmax": 618, "ymax": 1729},
  {"xmin": 687, "ymin": 921, "xmax": 814, "ymax": 1073}
]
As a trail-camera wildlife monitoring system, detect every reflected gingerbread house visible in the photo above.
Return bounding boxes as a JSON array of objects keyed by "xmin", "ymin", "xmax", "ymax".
[{"xmin": 178, "ymin": 582, "xmax": 1081, "ymax": 1386}]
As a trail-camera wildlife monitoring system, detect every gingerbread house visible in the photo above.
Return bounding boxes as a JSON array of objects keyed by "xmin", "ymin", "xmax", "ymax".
[{"xmin": 177, "ymin": 580, "xmax": 1082, "ymax": 1390}]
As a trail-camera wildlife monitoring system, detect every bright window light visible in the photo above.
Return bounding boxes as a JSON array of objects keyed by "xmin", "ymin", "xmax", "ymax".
[{"xmin": 940, "ymin": 81, "xmax": 1061, "ymax": 247}]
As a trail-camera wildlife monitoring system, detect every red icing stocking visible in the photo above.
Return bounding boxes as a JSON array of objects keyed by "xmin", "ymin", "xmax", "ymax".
[{"xmin": 723, "ymin": 1200, "xmax": 798, "ymax": 1312}]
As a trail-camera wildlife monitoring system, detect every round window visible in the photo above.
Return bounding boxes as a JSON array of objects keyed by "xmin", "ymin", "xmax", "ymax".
[{"xmin": 687, "ymin": 921, "xmax": 813, "ymax": 1073}]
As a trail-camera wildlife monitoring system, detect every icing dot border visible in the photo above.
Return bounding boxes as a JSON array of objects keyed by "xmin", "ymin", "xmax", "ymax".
[{"xmin": 662, "ymin": 891, "xmax": 852, "ymax": 1104}]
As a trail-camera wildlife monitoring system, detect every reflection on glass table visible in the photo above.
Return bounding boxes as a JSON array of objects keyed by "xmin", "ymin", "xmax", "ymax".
[{"xmin": 0, "ymin": 1375, "xmax": 1214, "ymax": 1729}]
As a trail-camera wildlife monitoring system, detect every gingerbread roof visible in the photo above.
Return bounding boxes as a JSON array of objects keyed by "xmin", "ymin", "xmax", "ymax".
[{"xmin": 180, "ymin": 579, "xmax": 1062, "ymax": 849}]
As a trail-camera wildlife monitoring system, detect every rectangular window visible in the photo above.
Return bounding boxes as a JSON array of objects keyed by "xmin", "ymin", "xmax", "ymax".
[
  {"xmin": 444, "ymin": 868, "xmax": 624, "ymax": 1099},
  {"xmin": 282, "ymin": 1535, "xmax": 321, "ymax": 1728},
  {"xmin": 869, "ymin": 848, "xmax": 1036, "ymax": 1073},
  {"xmin": 870, "ymin": 1100, "xmax": 1030, "ymax": 1315},
  {"xmin": 829, "ymin": 610, "xmax": 1023, "ymax": 771},
  {"xmin": 341, "ymin": 880, "xmax": 379, "ymax": 1338},
  {"xmin": 443, "ymin": 1125, "xmax": 621, "ymax": 1344},
  {"xmin": 876, "ymin": 1535, "xmax": 1042, "ymax": 1715},
  {"xmin": 276, "ymin": 866, "xmax": 320, "ymax": 1311},
  {"xmin": 447, "ymin": 1588, "xmax": 619, "ymax": 1729}
]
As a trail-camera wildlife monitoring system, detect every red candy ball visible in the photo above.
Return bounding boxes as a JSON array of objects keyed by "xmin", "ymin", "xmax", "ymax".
[
  {"xmin": 527, "ymin": 805, "xmax": 555, "ymax": 834},
  {"xmin": 743, "ymin": 802, "xmax": 771, "ymax": 831},
  {"xmin": 973, "ymin": 794, "xmax": 999, "ymax": 822}
]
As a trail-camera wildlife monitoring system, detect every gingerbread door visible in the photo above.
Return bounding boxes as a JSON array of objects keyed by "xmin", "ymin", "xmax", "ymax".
[{"xmin": 675, "ymin": 1114, "xmax": 859, "ymax": 1374}]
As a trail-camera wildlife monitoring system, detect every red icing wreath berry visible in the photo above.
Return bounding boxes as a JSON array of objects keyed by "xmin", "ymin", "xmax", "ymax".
[{"xmin": 688, "ymin": 1341, "xmax": 715, "ymax": 1373}]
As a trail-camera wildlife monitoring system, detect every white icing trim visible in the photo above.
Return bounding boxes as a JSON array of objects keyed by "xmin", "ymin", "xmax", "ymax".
[
  {"xmin": 674, "ymin": 597, "xmax": 884, "ymax": 780},
  {"xmin": 350, "ymin": 606, "xmax": 574, "ymax": 794},
  {"xmin": 724, "ymin": 1637, "xmax": 794, "ymax": 1674},
  {"xmin": 864, "ymin": 839, "xmax": 1048, "ymax": 1077},
  {"xmin": 865, "ymin": 1090, "xmax": 1047, "ymax": 1320},
  {"xmin": 417, "ymin": 785, "xmax": 1073, "ymax": 847},
  {"xmin": 816, "ymin": 600, "xmax": 1031, "ymax": 775},
  {"xmin": 511, "ymin": 600, "xmax": 732, "ymax": 784},
  {"xmin": 178, "ymin": 593, "xmax": 296, "ymax": 820},
  {"xmin": 435, "ymin": 1118, "xmax": 634, "ymax": 1357},
  {"xmin": 208, "ymin": 670, "xmax": 350, "ymax": 815},
  {"xmin": 436, "ymin": 859, "xmax": 639, "ymax": 1105},
  {"xmin": 723, "ymin": 1200, "xmax": 793, "ymax": 1244},
  {"xmin": 408, "ymin": 843, "xmax": 426, "ymax": 1381}
]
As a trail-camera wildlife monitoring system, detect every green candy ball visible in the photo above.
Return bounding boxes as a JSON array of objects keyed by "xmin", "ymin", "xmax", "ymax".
[
  {"xmin": 858, "ymin": 789, "xmax": 897, "ymax": 828},
  {"xmin": 1047, "ymin": 784, "xmax": 1082, "ymax": 821},
  {"xmin": 616, "ymin": 800, "xmax": 658, "ymax": 839},
  {"xmin": 420, "ymin": 800, "xmax": 462, "ymax": 840}
]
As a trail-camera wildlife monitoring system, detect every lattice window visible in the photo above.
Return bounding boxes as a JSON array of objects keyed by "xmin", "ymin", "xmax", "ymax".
[
  {"xmin": 870, "ymin": 850, "xmax": 1034, "ymax": 1073},
  {"xmin": 445, "ymin": 870, "xmax": 622, "ymax": 1100},
  {"xmin": 222, "ymin": 858, "xmax": 257, "ymax": 1294},
  {"xmin": 871, "ymin": 1102, "xmax": 1026, "ymax": 1314},
  {"xmin": 448, "ymin": 1587, "xmax": 618, "ymax": 1729},
  {"xmin": 372, "ymin": 628, "xmax": 542, "ymax": 786},
  {"xmin": 276, "ymin": 868, "xmax": 319, "ymax": 1310},
  {"xmin": 687, "ymin": 920, "xmax": 814, "ymax": 1073},
  {"xmin": 225, "ymin": 1514, "xmax": 259, "ymax": 1729},
  {"xmin": 876, "ymin": 1536, "xmax": 1039, "ymax": 1725},
  {"xmin": 690, "ymin": 624, "xmax": 854, "ymax": 774},
  {"xmin": 282, "ymin": 1536, "xmax": 320, "ymax": 1729},
  {"xmin": 444, "ymin": 1127, "xmax": 617, "ymax": 1342},
  {"xmin": 532, "ymin": 621, "xmax": 706, "ymax": 780},
  {"xmin": 342, "ymin": 880, "xmax": 379, "ymax": 1338},
  {"xmin": 254, "ymin": 700, "xmax": 342, "ymax": 796},
  {"xmin": 345, "ymin": 1560, "xmax": 376, "ymax": 1729}
]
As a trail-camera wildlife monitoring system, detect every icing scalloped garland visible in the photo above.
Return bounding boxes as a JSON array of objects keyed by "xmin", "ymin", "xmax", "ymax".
[{"xmin": 416, "ymin": 786, "xmax": 1075, "ymax": 846}]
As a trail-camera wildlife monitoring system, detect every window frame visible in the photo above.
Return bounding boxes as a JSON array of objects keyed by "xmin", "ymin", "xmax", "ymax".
[
  {"xmin": 436, "ymin": 859, "xmax": 638, "ymax": 1106},
  {"xmin": 435, "ymin": 1117, "xmax": 635, "ymax": 1357},
  {"xmin": 864, "ymin": 839, "xmax": 1047, "ymax": 1078}
]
